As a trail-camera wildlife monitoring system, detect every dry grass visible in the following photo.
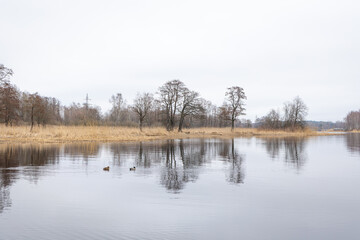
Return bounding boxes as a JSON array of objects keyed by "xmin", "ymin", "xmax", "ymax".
[{"xmin": 0, "ymin": 125, "xmax": 338, "ymax": 144}]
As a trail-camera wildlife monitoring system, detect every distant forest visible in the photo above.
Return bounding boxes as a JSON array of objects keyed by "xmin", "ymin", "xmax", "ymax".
[{"xmin": 0, "ymin": 64, "xmax": 357, "ymax": 131}]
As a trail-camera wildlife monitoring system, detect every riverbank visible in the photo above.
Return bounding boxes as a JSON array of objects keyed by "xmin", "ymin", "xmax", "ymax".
[{"xmin": 0, "ymin": 125, "xmax": 341, "ymax": 144}]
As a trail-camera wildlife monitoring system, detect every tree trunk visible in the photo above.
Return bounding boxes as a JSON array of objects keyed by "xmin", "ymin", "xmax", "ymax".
[
  {"xmin": 166, "ymin": 111, "xmax": 172, "ymax": 131},
  {"xmin": 167, "ymin": 116, "xmax": 175, "ymax": 131},
  {"xmin": 178, "ymin": 115, "xmax": 185, "ymax": 132},
  {"xmin": 139, "ymin": 119, "xmax": 143, "ymax": 131},
  {"xmin": 166, "ymin": 118, "xmax": 171, "ymax": 131},
  {"xmin": 5, "ymin": 108, "xmax": 9, "ymax": 126}
]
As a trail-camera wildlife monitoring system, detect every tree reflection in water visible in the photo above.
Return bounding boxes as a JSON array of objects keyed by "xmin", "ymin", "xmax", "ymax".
[
  {"xmin": 160, "ymin": 139, "xmax": 246, "ymax": 192},
  {"xmin": 263, "ymin": 138, "xmax": 307, "ymax": 170},
  {"xmin": 0, "ymin": 143, "xmax": 100, "ymax": 213},
  {"xmin": 159, "ymin": 140, "xmax": 210, "ymax": 193},
  {"xmin": 109, "ymin": 139, "xmax": 237, "ymax": 193},
  {"xmin": 136, "ymin": 142, "xmax": 162, "ymax": 169},
  {"xmin": 264, "ymin": 138, "xmax": 281, "ymax": 159},
  {"xmin": 218, "ymin": 139, "xmax": 245, "ymax": 184},
  {"xmin": 0, "ymin": 145, "xmax": 61, "ymax": 184},
  {"xmin": 0, "ymin": 169, "xmax": 15, "ymax": 213},
  {"xmin": 109, "ymin": 142, "xmax": 163, "ymax": 168},
  {"xmin": 0, "ymin": 139, "xmax": 247, "ymax": 209},
  {"xmin": 63, "ymin": 143, "xmax": 100, "ymax": 162},
  {"xmin": 109, "ymin": 143, "xmax": 134, "ymax": 166},
  {"xmin": 228, "ymin": 139, "xmax": 245, "ymax": 184},
  {"xmin": 0, "ymin": 144, "xmax": 61, "ymax": 213},
  {"xmin": 160, "ymin": 140, "xmax": 184, "ymax": 193},
  {"xmin": 345, "ymin": 133, "xmax": 360, "ymax": 155}
]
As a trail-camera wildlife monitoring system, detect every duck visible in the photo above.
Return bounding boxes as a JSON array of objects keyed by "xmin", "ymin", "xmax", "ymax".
[
  {"xmin": 129, "ymin": 166, "xmax": 136, "ymax": 171},
  {"xmin": 103, "ymin": 166, "xmax": 110, "ymax": 171}
]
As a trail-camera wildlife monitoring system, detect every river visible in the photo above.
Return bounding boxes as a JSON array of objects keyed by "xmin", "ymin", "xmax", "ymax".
[{"xmin": 1, "ymin": 134, "xmax": 360, "ymax": 240}]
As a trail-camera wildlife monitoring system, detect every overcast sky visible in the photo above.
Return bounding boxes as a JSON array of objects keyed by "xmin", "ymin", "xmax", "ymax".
[{"xmin": 1, "ymin": 0, "xmax": 359, "ymax": 121}]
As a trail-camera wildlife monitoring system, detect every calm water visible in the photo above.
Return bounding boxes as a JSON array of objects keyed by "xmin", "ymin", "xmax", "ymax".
[{"xmin": 1, "ymin": 134, "xmax": 360, "ymax": 240}]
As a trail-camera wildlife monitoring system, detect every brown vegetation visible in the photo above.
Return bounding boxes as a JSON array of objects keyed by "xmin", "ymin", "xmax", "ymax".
[
  {"xmin": 1, "ymin": 66, "xmax": 250, "ymax": 130},
  {"xmin": 345, "ymin": 110, "xmax": 360, "ymax": 130},
  {"xmin": 0, "ymin": 125, "xmax": 337, "ymax": 144},
  {"xmin": 256, "ymin": 96, "xmax": 308, "ymax": 130}
]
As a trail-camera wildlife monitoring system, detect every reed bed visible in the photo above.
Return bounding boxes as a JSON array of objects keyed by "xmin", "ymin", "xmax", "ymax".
[
  {"xmin": 0, "ymin": 125, "xmax": 337, "ymax": 144},
  {"xmin": 350, "ymin": 130, "xmax": 360, "ymax": 133}
]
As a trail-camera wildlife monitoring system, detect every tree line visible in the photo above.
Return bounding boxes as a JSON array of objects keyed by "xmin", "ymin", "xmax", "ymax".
[
  {"xmin": 0, "ymin": 64, "xmax": 249, "ymax": 131},
  {"xmin": 1, "ymin": 64, "xmax": 317, "ymax": 131},
  {"xmin": 255, "ymin": 96, "xmax": 308, "ymax": 130},
  {"xmin": 344, "ymin": 110, "xmax": 360, "ymax": 130}
]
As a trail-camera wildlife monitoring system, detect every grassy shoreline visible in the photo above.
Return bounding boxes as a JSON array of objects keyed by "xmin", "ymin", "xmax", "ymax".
[{"xmin": 0, "ymin": 125, "xmax": 343, "ymax": 144}]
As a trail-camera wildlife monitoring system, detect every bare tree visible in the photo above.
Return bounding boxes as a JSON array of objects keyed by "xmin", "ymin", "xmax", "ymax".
[
  {"xmin": 257, "ymin": 97, "xmax": 308, "ymax": 130},
  {"xmin": 345, "ymin": 110, "xmax": 360, "ymax": 130},
  {"xmin": 109, "ymin": 93, "xmax": 124, "ymax": 125},
  {"xmin": 20, "ymin": 92, "xmax": 62, "ymax": 128},
  {"xmin": 0, "ymin": 64, "xmax": 13, "ymax": 83},
  {"xmin": 240, "ymin": 119, "xmax": 253, "ymax": 128},
  {"xmin": 64, "ymin": 103, "xmax": 101, "ymax": 126},
  {"xmin": 64, "ymin": 103, "xmax": 83, "ymax": 125},
  {"xmin": 132, "ymin": 92, "xmax": 154, "ymax": 131},
  {"xmin": 283, "ymin": 96, "xmax": 308, "ymax": 130},
  {"xmin": 225, "ymin": 86, "xmax": 247, "ymax": 131},
  {"xmin": 46, "ymin": 97, "xmax": 62, "ymax": 124},
  {"xmin": 146, "ymin": 100, "xmax": 163, "ymax": 127},
  {"xmin": 0, "ymin": 65, "xmax": 19, "ymax": 126},
  {"xmin": 158, "ymin": 80, "xmax": 185, "ymax": 131},
  {"xmin": 85, "ymin": 105, "xmax": 102, "ymax": 125},
  {"xmin": 24, "ymin": 93, "xmax": 39, "ymax": 131},
  {"xmin": 200, "ymin": 100, "xmax": 218, "ymax": 127},
  {"xmin": 218, "ymin": 103, "xmax": 231, "ymax": 127},
  {"xmin": 0, "ymin": 81, "xmax": 20, "ymax": 126},
  {"xmin": 177, "ymin": 89, "xmax": 204, "ymax": 132},
  {"xmin": 33, "ymin": 94, "xmax": 47, "ymax": 126},
  {"xmin": 263, "ymin": 109, "xmax": 281, "ymax": 129}
]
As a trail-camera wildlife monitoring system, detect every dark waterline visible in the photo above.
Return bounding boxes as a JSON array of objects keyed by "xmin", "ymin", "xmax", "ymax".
[{"xmin": 1, "ymin": 134, "xmax": 360, "ymax": 240}]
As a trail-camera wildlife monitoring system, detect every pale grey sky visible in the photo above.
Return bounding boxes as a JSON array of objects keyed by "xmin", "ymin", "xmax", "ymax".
[{"xmin": 1, "ymin": 0, "xmax": 359, "ymax": 121}]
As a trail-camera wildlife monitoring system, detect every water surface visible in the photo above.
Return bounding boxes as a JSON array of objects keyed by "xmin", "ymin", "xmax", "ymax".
[{"xmin": 1, "ymin": 134, "xmax": 360, "ymax": 240}]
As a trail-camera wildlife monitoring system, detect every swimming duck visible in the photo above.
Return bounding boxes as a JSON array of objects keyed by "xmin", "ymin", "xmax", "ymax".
[
  {"xmin": 103, "ymin": 166, "xmax": 110, "ymax": 171},
  {"xmin": 129, "ymin": 166, "xmax": 136, "ymax": 171}
]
